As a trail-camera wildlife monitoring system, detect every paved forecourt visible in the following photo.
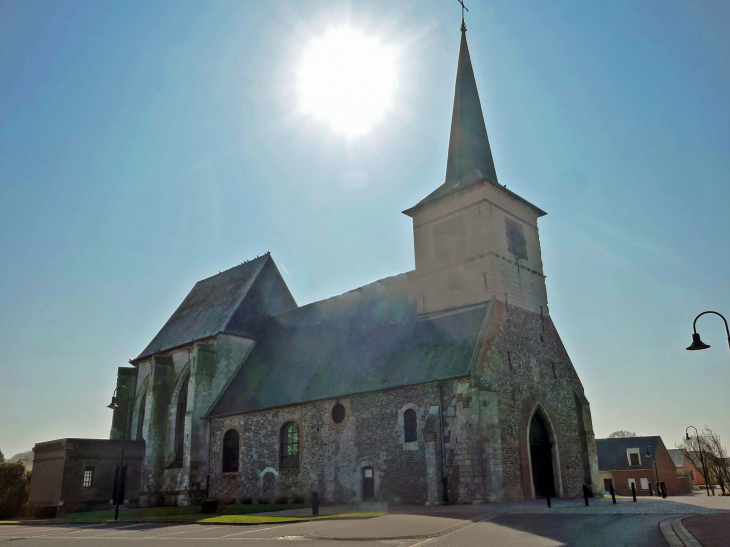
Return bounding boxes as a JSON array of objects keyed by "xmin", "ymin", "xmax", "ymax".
[{"xmin": 1, "ymin": 493, "xmax": 728, "ymax": 546}]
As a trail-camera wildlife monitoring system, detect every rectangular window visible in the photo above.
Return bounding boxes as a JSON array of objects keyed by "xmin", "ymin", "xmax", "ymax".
[
  {"xmin": 640, "ymin": 477, "xmax": 649, "ymax": 490},
  {"xmin": 628, "ymin": 478, "xmax": 636, "ymax": 491},
  {"xmin": 629, "ymin": 453, "xmax": 640, "ymax": 466},
  {"xmin": 83, "ymin": 468, "xmax": 94, "ymax": 488}
]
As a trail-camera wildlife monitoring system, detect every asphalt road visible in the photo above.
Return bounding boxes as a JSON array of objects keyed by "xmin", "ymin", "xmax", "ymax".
[{"xmin": 0, "ymin": 513, "xmax": 672, "ymax": 547}]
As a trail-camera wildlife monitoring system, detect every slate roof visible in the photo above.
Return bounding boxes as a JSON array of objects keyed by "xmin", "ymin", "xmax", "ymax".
[
  {"xmin": 596, "ymin": 436, "xmax": 660, "ymax": 471},
  {"xmin": 207, "ymin": 275, "xmax": 488, "ymax": 417},
  {"xmin": 134, "ymin": 255, "xmax": 270, "ymax": 361},
  {"xmin": 402, "ymin": 32, "xmax": 546, "ymax": 218},
  {"xmin": 668, "ymin": 449, "xmax": 685, "ymax": 468}
]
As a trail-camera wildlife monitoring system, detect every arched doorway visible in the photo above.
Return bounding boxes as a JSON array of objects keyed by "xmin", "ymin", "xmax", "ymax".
[{"xmin": 529, "ymin": 410, "xmax": 556, "ymax": 498}]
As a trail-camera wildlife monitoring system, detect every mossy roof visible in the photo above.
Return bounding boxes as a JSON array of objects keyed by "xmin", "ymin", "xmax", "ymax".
[
  {"xmin": 134, "ymin": 256, "xmax": 270, "ymax": 362},
  {"xmin": 207, "ymin": 277, "xmax": 488, "ymax": 417}
]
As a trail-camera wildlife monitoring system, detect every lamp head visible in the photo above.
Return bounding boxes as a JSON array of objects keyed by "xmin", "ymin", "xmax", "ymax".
[
  {"xmin": 107, "ymin": 396, "xmax": 119, "ymax": 410},
  {"xmin": 646, "ymin": 448, "xmax": 651, "ymax": 457},
  {"xmin": 686, "ymin": 432, "xmax": 691, "ymax": 441},
  {"xmin": 686, "ymin": 332, "xmax": 711, "ymax": 351}
]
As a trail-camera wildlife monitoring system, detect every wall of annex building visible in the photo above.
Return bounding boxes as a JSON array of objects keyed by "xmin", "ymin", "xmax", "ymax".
[
  {"xmin": 409, "ymin": 182, "xmax": 548, "ymax": 315},
  {"xmin": 130, "ymin": 334, "xmax": 255, "ymax": 506},
  {"xmin": 473, "ymin": 298, "xmax": 601, "ymax": 499}
]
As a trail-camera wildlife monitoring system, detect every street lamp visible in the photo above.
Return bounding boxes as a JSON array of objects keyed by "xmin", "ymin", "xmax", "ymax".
[
  {"xmin": 686, "ymin": 426, "xmax": 710, "ymax": 497},
  {"xmin": 686, "ymin": 311, "xmax": 730, "ymax": 355},
  {"xmin": 646, "ymin": 446, "xmax": 663, "ymax": 498},
  {"xmin": 107, "ymin": 386, "xmax": 130, "ymax": 521}
]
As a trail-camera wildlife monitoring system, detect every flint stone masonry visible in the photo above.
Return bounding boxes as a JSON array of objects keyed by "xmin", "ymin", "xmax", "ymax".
[
  {"xmin": 130, "ymin": 334, "xmax": 255, "ymax": 506},
  {"xmin": 208, "ymin": 300, "xmax": 598, "ymax": 505}
]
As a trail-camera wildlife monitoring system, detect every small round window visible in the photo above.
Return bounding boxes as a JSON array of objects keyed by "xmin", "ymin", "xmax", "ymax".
[{"xmin": 331, "ymin": 403, "xmax": 346, "ymax": 424}]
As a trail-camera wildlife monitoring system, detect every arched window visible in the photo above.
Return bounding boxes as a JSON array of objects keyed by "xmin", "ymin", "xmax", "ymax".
[
  {"xmin": 174, "ymin": 375, "xmax": 189, "ymax": 460},
  {"xmin": 404, "ymin": 409, "xmax": 417, "ymax": 443},
  {"xmin": 280, "ymin": 422, "xmax": 299, "ymax": 468},
  {"xmin": 222, "ymin": 429, "xmax": 239, "ymax": 473},
  {"xmin": 136, "ymin": 391, "xmax": 147, "ymax": 442}
]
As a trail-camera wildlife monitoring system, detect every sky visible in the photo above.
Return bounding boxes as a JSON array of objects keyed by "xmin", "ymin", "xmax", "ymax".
[{"xmin": 0, "ymin": 0, "xmax": 729, "ymax": 459}]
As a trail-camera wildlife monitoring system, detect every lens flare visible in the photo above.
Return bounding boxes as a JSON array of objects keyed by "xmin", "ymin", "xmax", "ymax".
[{"xmin": 298, "ymin": 27, "xmax": 397, "ymax": 138}]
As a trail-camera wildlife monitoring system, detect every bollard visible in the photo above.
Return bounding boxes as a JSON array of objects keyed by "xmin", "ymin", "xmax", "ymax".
[
  {"xmin": 609, "ymin": 484, "xmax": 616, "ymax": 504},
  {"xmin": 656, "ymin": 483, "xmax": 660, "ymax": 498},
  {"xmin": 546, "ymin": 490, "xmax": 551, "ymax": 508},
  {"xmin": 661, "ymin": 482, "xmax": 667, "ymax": 499},
  {"xmin": 583, "ymin": 484, "xmax": 589, "ymax": 506},
  {"xmin": 311, "ymin": 491, "xmax": 319, "ymax": 516},
  {"xmin": 649, "ymin": 483, "xmax": 654, "ymax": 496},
  {"xmin": 631, "ymin": 482, "xmax": 637, "ymax": 502}
]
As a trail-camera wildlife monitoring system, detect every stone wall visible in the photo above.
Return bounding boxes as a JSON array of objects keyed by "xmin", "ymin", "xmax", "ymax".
[
  {"xmin": 408, "ymin": 177, "xmax": 548, "ymax": 316},
  {"xmin": 131, "ymin": 334, "xmax": 255, "ymax": 506},
  {"xmin": 209, "ymin": 384, "xmax": 448, "ymax": 505},
  {"xmin": 207, "ymin": 297, "xmax": 600, "ymax": 506},
  {"xmin": 472, "ymin": 299, "xmax": 601, "ymax": 499}
]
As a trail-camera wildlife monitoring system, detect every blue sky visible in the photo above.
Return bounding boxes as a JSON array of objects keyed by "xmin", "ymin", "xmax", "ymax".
[{"xmin": 1, "ymin": 0, "xmax": 728, "ymax": 458}]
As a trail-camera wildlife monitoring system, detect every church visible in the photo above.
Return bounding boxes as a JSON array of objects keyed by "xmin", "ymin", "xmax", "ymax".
[{"xmin": 109, "ymin": 27, "xmax": 601, "ymax": 507}]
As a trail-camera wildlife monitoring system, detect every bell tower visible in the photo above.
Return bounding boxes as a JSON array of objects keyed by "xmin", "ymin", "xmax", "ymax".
[{"xmin": 403, "ymin": 28, "xmax": 548, "ymax": 316}]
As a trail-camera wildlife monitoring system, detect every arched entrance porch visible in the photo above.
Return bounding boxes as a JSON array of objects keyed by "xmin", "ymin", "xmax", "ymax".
[{"xmin": 528, "ymin": 409, "xmax": 557, "ymax": 498}]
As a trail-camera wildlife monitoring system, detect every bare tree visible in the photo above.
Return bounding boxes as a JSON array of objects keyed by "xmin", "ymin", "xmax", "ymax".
[
  {"xmin": 678, "ymin": 427, "xmax": 729, "ymax": 496},
  {"xmin": 608, "ymin": 430, "xmax": 637, "ymax": 439}
]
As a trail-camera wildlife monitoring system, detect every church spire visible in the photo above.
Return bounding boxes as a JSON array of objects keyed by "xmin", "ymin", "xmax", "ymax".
[{"xmin": 444, "ymin": 28, "xmax": 499, "ymax": 184}]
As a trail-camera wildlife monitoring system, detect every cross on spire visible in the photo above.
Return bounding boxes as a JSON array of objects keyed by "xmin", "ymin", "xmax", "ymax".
[{"xmin": 457, "ymin": 0, "xmax": 468, "ymax": 33}]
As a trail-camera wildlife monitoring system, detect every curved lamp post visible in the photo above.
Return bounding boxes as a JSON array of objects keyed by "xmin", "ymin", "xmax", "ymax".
[
  {"xmin": 686, "ymin": 426, "xmax": 710, "ymax": 496},
  {"xmin": 646, "ymin": 446, "xmax": 662, "ymax": 497},
  {"xmin": 107, "ymin": 386, "xmax": 130, "ymax": 521},
  {"xmin": 686, "ymin": 311, "xmax": 730, "ymax": 354}
]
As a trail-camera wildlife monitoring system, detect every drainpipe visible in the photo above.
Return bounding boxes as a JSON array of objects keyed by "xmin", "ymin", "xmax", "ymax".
[{"xmin": 437, "ymin": 382, "xmax": 449, "ymax": 504}]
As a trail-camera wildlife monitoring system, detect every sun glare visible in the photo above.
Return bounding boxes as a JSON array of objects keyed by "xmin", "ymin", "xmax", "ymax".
[{"xmin": 298, "ymin": 27, "xmax": 397, "ymax": 138}]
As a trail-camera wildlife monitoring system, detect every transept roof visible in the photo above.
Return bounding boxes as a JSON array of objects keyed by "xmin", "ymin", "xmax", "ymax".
[{"xmin": 134, "ymin": 254, "xmax": 295, "ymax": 362}]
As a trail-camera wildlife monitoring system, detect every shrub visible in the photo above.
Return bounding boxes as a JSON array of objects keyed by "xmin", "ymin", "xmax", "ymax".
[
  {"xmin": 273, "ymin": 495, "xmax": 288, "ymax": 504},
  {"xmin": 239, "ymin": 497, "xmax": 253, "ymax": 505},
  {"xmin": 291, "ymin": 494, "xmax": 305, "ymax": 504},
  {"xmin": 0, "ymin": 463, "xmax": 30, "ymax": 519},
  {"xmin": 256, "ymin": 497, "xmax": 270, "ymax": 505}
]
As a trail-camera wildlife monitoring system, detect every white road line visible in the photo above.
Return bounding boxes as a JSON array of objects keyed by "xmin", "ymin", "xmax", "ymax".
[
  {"xmin": 217, "ymin": 523, "xmax": 295, "ymax": 538},
  {"xmin": 93, "ymin": 523, "xmax": 156, "ymax": 536},
  {"xmin": 145, "ymin": 524, "xmax": 204, "ymax": 537}
]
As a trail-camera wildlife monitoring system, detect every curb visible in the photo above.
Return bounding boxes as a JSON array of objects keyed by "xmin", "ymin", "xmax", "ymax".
[
  {"xmin": 0, "ymin": 515, "xmax": 380, "ymax": 527},
  {"xmin": 659, "ymin": 517, "xmax": 703, "ymax": 547}
]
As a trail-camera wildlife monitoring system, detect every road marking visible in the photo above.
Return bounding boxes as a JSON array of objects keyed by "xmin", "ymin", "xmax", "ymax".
[
  {"xmin": 408, "ymin": 513, "xmax": 501, "ymax": 547},
  {"xmin": 143, "ymin": 524, "xmax": 202, "ymax": 537},
  {"xmin": 218, "ymin": 523, "xmax": 296, "ymax": 538},
  {"xmin": 93, "ymin": 523, "xmax": 156, "ymax": 536}
]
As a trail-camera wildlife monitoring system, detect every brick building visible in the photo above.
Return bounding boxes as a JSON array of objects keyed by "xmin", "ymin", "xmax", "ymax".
[
  {"xmin": 105, "ymin": 25, "xmax": 602, "ymax": 507},
  {"xmin": 668, "ymin": 449, "xmax": 706, "ymax": 488},
  {"xmin": 597, "ymin": 437, "xmax": 692, "ymax": 496},
  {"xmin": 27, "ymin": 439, "xmax": 145, "ymax": 517}
]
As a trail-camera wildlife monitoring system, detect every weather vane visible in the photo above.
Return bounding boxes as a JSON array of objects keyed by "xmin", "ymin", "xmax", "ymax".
[{"xmin": 457, "ymin": 0, "xmax": 468, "ymax": 33}]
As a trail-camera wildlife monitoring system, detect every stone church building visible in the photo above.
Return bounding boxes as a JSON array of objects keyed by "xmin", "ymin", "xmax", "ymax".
[{"xmin": 111, "ymin": 28, "xmax": 601, "ymax": 507}]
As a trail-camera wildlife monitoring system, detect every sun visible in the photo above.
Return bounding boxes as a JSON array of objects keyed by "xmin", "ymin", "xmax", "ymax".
[{"xmin": 298, "ymin": 27, "xmax": 397, "ymax": 138}]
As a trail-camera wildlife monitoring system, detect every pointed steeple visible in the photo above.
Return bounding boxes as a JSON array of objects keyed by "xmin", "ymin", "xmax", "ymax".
[{"xmin": 444, "ymin": 30, "xmax": 498, "ymax": 184}]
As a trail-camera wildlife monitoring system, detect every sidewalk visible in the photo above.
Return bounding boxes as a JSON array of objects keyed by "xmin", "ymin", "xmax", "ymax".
[
  {"xmin": 306, "ymin": 494, "xmax": 730, "ymax": 540},
  {"xmin": 682, "ymin": 513, "xmax": 730, "ymax": 547}
]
